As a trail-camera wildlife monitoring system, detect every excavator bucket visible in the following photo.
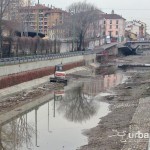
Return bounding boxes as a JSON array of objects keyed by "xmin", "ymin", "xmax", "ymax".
[
  {"xmin": 50, "ymin": 77, "xmax": 68, "ymax": 85},
  {"xmin": 50, "ymin": 77, "xmax": 57, "ymax": 83}
]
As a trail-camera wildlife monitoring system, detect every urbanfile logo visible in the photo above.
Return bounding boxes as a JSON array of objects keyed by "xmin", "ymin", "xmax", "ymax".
[
  {"xmin": 128, "ymin": 131, "xmax": 149, "ymax": 139},
  {"xmin": 109, "ymin": 130, "xmax": 150, "ymax": 143}
]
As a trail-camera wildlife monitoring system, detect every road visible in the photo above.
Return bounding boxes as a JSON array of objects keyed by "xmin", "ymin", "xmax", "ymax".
[{"xmin": 0, "ymin": 43, "xmax": 118, "ymax": 66}]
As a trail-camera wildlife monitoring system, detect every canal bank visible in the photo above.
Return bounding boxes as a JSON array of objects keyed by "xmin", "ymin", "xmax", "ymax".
[
  {"xmin": 0, "ymin": 66, "xmax": 90, "ymax": 100},
  {"xmin": 80, "ymin": 53, "xmax": 150, "ymax": 150}
]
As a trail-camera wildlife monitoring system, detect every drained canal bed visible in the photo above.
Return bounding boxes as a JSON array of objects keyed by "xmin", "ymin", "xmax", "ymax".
[{"xmin": 0, "ymin": 71, "xmax": 125, "ymax": 150}]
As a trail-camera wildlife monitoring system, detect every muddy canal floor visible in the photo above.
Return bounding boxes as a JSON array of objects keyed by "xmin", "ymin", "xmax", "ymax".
[
  {"xmin": 80, "ymin": 54, "xmax": 150, "ymax": 150},
  {"xmin": 1, "ymin": 53, "xmax": 150, "ymax": 150}
]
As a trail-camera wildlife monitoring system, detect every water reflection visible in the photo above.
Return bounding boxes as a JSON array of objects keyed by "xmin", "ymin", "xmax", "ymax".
[
  {"xmin": 82, "ymin": 73, "xmax": 123, "ymax": 96},
  {"xmin": 0, "ymin": 115, "xmax": 35, "ymax": 150},
  {"xmin": 0, "ymin": 72, "xmax": 124, "ymax": 150},
  {"xmin": 57, "ymin": 73, "xmax": 123, "ymax": 123},
  {"xmin": 57, "ymin": 82, "xmax": 98, "ymax": 123}
]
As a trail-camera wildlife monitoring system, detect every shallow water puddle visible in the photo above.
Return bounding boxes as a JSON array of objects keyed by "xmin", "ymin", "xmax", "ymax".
[{"xmin": 0, "ymin": 72, "xmax": 125, "ymax": 150}]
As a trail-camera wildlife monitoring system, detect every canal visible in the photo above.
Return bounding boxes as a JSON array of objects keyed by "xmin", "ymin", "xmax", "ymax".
[{"xmin": 0, "ymin": 71, "xmax": 125, "ymax": 150}]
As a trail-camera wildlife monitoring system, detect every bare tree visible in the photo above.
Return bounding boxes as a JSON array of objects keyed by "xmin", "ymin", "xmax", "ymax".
[
  {"xmin": 0, "ymin": 115, "xmax": 35, "ymax": 150},
  {"xmin": 65, "ymin": 1, "xmax": 102, "ymax": 51},
  {"xmin": 57, "ymin": 82, "xmax": 98, "ymax": 123},
  {"xmin": 0, "ymin": 0, "xmax": 35, "ymax": 57},
  {"xmin": 0, "ymin": 0, "xmax": 12, "ymax": 57}
]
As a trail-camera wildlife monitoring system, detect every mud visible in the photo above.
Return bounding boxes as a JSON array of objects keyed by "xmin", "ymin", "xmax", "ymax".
[
  {"xmin": 1, "ymin": 53, "xmax": 150, "ymax": 150},
  {"xmin": 80, "ymin": 53, "xmax": 150, "ymax": 150}
]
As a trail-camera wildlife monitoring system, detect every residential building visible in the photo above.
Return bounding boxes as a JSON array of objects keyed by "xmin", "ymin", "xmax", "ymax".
[
  {"xmin": 20, "ymin": 4, "xmax": 68, "ymax": 35},
  {"xmin": 4, "ymin": 0, "xmax": 30, "ymax": 20},
  {"xmin": 126, "ymin": 20, "xmax": 146, "ymax": 40},
  {"xmin": 20, "ymin": 4, "xmax": 50, "ymax": 35},
  {"xmin": 85, "ymin": 16, "xmax": 106, "ymax": 47},
  {"xmin": 85, "ymin": 10, "xmax": 126, "ymax": 46},
  {"xmin": 125, "ymin": 30, "xmax": 137, "ymax": 41},
  {"xmin": 47, "ymin": 8, "xmax": 68, "ymax": 28},
  {"xmin": 48, "ymin": 25, "xmax": 67, "ymax": 40},
  {"xmin": 102, "ymin": 10, "xmax": 126, "ymax": 42}
]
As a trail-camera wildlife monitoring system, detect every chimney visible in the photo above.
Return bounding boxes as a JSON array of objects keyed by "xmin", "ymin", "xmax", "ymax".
[{"xmin": 111, "ymin": 10, "xmax": 114, "ymax": 14}]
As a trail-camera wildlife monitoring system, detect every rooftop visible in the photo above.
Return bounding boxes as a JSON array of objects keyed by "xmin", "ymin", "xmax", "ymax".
[
  {"xmin": 102, "ymin": 13, "xmax": 126, "ymax": 20},
  {"xmin": 3, "ymin": 20, "xmax": 45, "ymax": 38},
  {"xmin": 21, "ymin": 4, "xmax": 50, "ymax": 10}
]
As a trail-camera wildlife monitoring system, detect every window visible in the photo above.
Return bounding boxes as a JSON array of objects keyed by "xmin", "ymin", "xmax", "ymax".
[
  {"xmin": 110, "ymin": 20, "xmax": 112, "ymax": 24},
  {"xmin": 110, "ymin": 25, "xmax": 112, "ymax": 29},
  {"xmin": 116, "ymin": 25, "xmax": 118, "ymax": 29},
  {"xmin": 116, "ymin": 31, "xmax": 118, "ymax": 35},
  {"xmin": 116, "ymin": 20, "xmax": 119, "ymax": 24},
  {"xmin": 39, "ymin": 14, "xmax": 43, "ymax": 17},
  {"xmin": 109, "ymin": 31, "xmax": 112, "ymax": 36}
]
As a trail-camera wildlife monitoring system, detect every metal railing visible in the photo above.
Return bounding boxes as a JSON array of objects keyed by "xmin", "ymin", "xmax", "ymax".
[
  {"xmin": 0, "ymin": 43, "xmax": 118, "ymax": 66},
  {"xmin": 0, "ymin": 50, "xmax": 93, "ymax": 66}
]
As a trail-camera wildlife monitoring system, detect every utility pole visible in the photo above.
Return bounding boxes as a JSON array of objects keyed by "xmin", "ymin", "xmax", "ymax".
[
  {"xmin": 36, "ymin": 0, "xmax": 40, "ymax": 36},
  {"xmin": 54, "ymin": 19, "xmax": 57, "ymax": 53},
  {"xmin": 70, "ymin": 11, "xmax": 75, "ymax": 51},
  {"xmin": 72, "ymin": 13, "xmax": 75, "ymax": 51}
]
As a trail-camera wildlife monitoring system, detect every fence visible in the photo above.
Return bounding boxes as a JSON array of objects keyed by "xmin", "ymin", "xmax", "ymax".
[{"xmin": 0, "ymin": 50, "xmax": 93, "ymax": 66}]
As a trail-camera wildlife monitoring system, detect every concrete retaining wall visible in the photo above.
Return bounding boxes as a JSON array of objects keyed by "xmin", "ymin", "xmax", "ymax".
[
  {"xmin": 84, "ymin": 53, "xmax": 96, "ymax": 65},
  {"xmin": 0, "ymin": 53, "xmax": 96, "ymax": 89},
  {"xmin": 0, "ymin": 55, "xmax": 84, "ymax": 77},
  {"xmin": 0, "ymin": 61, "xmax": 84, "ymax": 89}
]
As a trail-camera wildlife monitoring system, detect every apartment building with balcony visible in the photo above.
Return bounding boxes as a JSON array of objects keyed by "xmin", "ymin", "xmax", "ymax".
[{"xmin": 20, "ymin": 4, "xmax": 68, "ymax": 35}]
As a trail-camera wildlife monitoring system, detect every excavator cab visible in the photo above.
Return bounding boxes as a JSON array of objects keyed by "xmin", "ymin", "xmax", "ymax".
[
  {"xmin": 55, "ymin": 64, "xmax": 63, "ymax": 71},
  {"xmin": 50, "ymin": 64, "xmax": 68, "ymax": 85}
]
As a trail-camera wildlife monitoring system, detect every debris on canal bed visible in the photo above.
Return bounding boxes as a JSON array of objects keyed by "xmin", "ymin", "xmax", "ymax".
[{"xmin": 80, "ymin": 52, "xmax": 150, "ymax": 150}]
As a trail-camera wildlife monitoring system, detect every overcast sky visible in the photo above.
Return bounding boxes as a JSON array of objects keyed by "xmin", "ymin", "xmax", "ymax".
[{"xmin": 40, "ymin": 0, "xmax": 150, "ymax": 32}]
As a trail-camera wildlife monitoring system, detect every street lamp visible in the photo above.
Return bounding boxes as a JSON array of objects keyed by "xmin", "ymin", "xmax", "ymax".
[
  {"xmin": 36, "ymin": 0, "xmax": 40, "ymax": 36},
  {"xmin": 54, "ymin": 19, "xmax": 58, "ymax": 53},
  {"xmin": 70, "ymin": 10, "xmax": 75, "ymax": 51}
]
